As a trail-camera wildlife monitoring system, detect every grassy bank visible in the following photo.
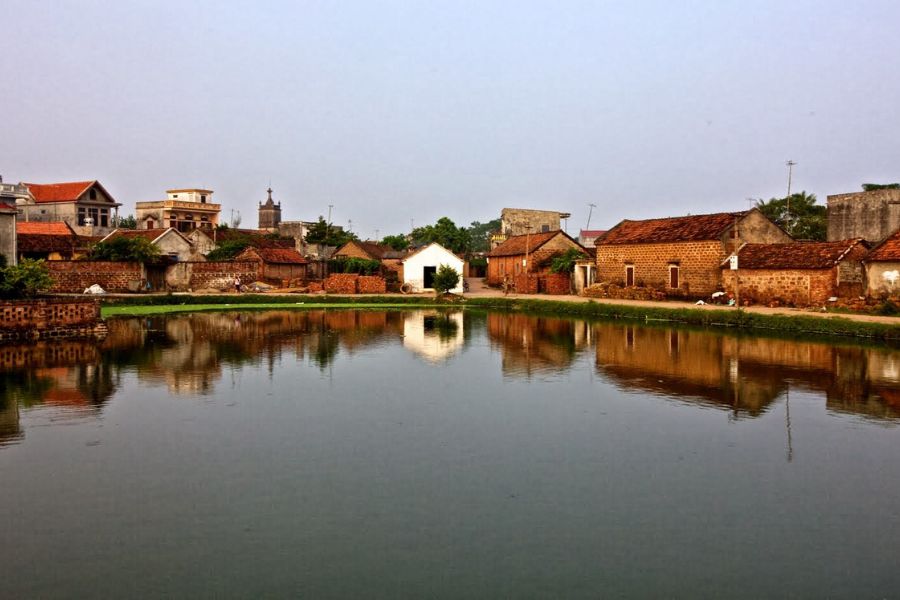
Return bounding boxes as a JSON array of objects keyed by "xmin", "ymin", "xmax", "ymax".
[{"xmin": 98, "ymin": 293, "xmax": 900, "ymax": 341}]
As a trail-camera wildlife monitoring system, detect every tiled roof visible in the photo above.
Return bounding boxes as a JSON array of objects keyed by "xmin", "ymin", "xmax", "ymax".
[
  {"xmin": 867, "ymin": 228, "xmax": 900, "ymax": 262},
  {"xmin": 241, "ymin": 247, "xmax": 308, "ymax": 264},
  {"xmin": 24, "ymin": 181, "xmax": 95, "ymax": 203},
  {"xmin": 210, "ymin": 227, "xmax": 294, "ymax": 248},
  {"xmin": 0, "ymin": 201, "xmax": 17, "ymax": 213},
  {"xmin": 16, "ymin": 221, "xmax": 76, "ymax": 236},
  {"xmin": 105, "ymin": 229, "xmax": 165, "ymax": 242},
  {"xmin": 16, "ymin": 233, "xmax": 78, "ymax": 254},
  {"xmin": 579, "ymin": 229, "xmax": 607, "ymax": 237},
  {"xmin": 597, "ymin": 211, "xmax": 748, "ymax": 245},
  {"xmin": 487, "ymin": 231, "xmax": 560, "ymax": 257},
  {"xmin": 727, "ymin": 239, "xmax": 867, "ymax": 270}
]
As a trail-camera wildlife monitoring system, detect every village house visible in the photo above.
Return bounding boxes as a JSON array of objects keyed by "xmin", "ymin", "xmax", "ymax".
[
  {"xmin": 863, "ymin": 228, "xmax": 900, "ymax": 298},
  {"xmin": 333, "ymin": 240, "xmax": 407, "ymax": 279},
  {"xmin": 234, "ymin": 246, "xmax": 308, "ymax": 284},
  {"xmin": 721, "ymin": 239, "xmax": 869, "ymax": 306},
  {"xmin": 186, "ymin": 227, "xmax": 295, "ymax": 257},
  {"xmin": 0, "ymin": 200, "xmax": 17, "ymax": 266},
  {"xmin": 100, "ymin": 228, "xmax": 200, "ymax": 262},
  {"xmin": 595, "ymin": 209, "xmax": 791, "ymax": 297},
  {"xmin": 16, "ymin": 221, "xmax": 83, "ymax": 261},
  {"xmin": 135, "ymin": 188, "xmax": 221, "ymax": 232},
  {"xmin": 400, "ymin": 242, "xmax": 465, "ymax": 293},
  {"xmin": 486, "ymin": 230, "xmax": 587, "ymax": 292},
  {"xmin": 18, "ymin": 180, "xmax": 121, "ymax": 236}
]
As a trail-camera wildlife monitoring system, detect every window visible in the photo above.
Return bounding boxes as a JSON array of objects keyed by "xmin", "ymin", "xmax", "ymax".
[
  {"xmin": 89, "ymin": 189, "xmax": 97, "ymax": 200},
  {"xmin": 200, "ymin": 195, "xmax": 207, "ymax": 203},
  {"xmin": 541, "ymin": 224, "xmax": 550, "ymax": 232},
  {"xmin": 78, "ymin": 207, "xmax": 86, "ymax": 225},
  {"xmin": 625, "ymin": 265, "xmax": 635, "ymax": 287},
  {"xmin": 100, "ymin": 208, "xmax": 109, "ymax": 227},
  {"xmin": 669, "ymin": 265, "xmax": 680, "ymax": 289}
]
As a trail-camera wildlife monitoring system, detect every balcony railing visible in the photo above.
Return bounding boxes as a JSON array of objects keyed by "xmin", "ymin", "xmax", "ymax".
[{"xmin": 136, "ymin": 200, "xmax": 221, "ymax": 211}]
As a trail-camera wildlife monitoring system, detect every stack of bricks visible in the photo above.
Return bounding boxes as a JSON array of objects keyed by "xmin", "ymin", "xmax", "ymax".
[
  {"xmin": 544, "ymin": 273, "xmax": 571, "ymax": 295},
  {"xmin": 516, "ymin": 274, "xmax": 539, "ymax": 294},
  {"xmin": 324, "ymin": 273, "xmax": 359, "ymax": 294},
  {"xmin": 47, "ymin": 261, "xmax": 143, "ymax": 293},
  {"xmin": 357, "ymin": 276, "xmax": 387, "ymax": 294},
  {"xmin": 307, "ymin": 281, "xmax": 324, "ymax": 293}
]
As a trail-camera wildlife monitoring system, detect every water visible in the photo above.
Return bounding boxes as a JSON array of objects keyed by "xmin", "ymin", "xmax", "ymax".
[{"xmin": 1, "ymin": 310, "xmax": 899, "ymax": 598}]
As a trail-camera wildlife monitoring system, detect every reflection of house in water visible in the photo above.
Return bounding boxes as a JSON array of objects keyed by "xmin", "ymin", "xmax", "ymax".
[
  {"xmin": 486, "ymin": 313, "xmax": 592, "ymax": 377},
  {"xmin": 403, "ymin": 311, "xmax": 465, "ymax": 363},
  {"xmin": 594, "ymin": 324, "xmax": 900, "ymax": 420}
]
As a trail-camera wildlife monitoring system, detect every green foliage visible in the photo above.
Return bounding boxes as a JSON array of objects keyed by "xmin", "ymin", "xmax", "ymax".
[
  {"xmin": 755, "ymin": 191, "xmax": 826, "ymax": 240},
  {"xmin": 305, "ymin": 217, "xmax": 357, "ymax": 246},
  {"xmin": 329, "ymin": 256, "xmax": 381, "ymax": 274},
  {"xmin": 89, "ymin": 236, "xmax": 161, "ymax": 262},
  {"xmin": 381, "ymin": 234, "xmax": 409, "ymax": 251},
  {"xmin": 0, "ymin": 259, "xmax": 54, "ymax": 298},
  {"xmin": 467, "ymin": 219, "xmax": 502, "ymax": 253},
  {"xmin": 550, "ymin": 248, "xmax": 588, "ymax": 274},
  {"xmin": 116, "ymin": 214, "xmax": 138, "ymax": 229},
  {"xmin": 411, "ymin": 217, "xmax": 472, "ymax": 254},
  {"xmin": 432, "ymin": 264, "xmax": 461, "ymax": 294},
  {"xmin": 206, "ymin": 239, "xmax": 251, "ymax": 261},
  {"xmin": 876, "ymin": 299, "xmax": 899, "ymax": 316},
  {"xmin": 862, "ymin": 183, "xmax": 900, "ymax": 192}
]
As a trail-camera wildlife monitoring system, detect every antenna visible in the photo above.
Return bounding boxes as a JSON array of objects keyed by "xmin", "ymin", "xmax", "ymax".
[
  {"xmin": 586, "ymin": 203, "xmax": 597, "ymax": 230},
  {"xmin": 785, "ymin": 160, "xmax": 796, "ymax": 234}
]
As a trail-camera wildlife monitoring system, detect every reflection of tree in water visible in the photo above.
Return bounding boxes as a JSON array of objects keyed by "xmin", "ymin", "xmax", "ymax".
[{"xmin": 424, "ymin": 312, "xmax": 459, "ymax": 342}]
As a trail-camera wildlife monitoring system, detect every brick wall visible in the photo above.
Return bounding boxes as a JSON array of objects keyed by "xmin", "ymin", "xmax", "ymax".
[
  {"xmin": 722, "ymin": 268, "xmax": 836, "ymax": 306},
  {"xmin": 358, "ymin": 275, "xmax": 386, "ymax": 294},
  {"xmin": 166, "ymin": 261, "xmax": 259, "ymax": 291},
  {"xmin": 47, "ymin": 261, "xmax": 144, "ymax": 293},
  {"xmin": 0, "ymin": 298, "xmax": 101, "ymax": 340},
  {"xmin": 544, "ymin": 273, "xmax": 571, "ymax": 295},
  {"xmin": 516, "ymin": 273, "xmax": 539, "ymax": 294},
  {"xmin": 596, "ymin": 240, "xmax": 725, "ymax": 296},
  {"xmin": 325, "ymin": 273, "xmax": 359, "ymax": 293}
]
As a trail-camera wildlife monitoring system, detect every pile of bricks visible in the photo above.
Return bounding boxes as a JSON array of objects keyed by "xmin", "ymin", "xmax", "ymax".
[
  {"xmin": 516, "ymin": 274, "xmax": 539, "ymax": 294},
  {"xmin": 358, "ymin": 276, "xmax": 387, "ymax": 294},
  {"xmin": 582, "ymin": 283, "xmax": 667, "ymax": 301},
  {"xmin": 47, "ymin": 261, "xmax": 144, "ymax": 293},
  {"xmin": 307, "ymin": 281, "xmax": 324, "ymax": 293},
  {"xmin": 544, "ymin": 273, "xmax": 571, "ymax": 295},
  {"xmin": 324, "ymin": 273, "xmax": 359, "ymax": 294}
]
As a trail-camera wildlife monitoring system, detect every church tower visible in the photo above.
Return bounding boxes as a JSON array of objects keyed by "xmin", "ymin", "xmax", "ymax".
[{"xmin": 258, "ymin": 187, "xmax": 282, "ymax": 231}]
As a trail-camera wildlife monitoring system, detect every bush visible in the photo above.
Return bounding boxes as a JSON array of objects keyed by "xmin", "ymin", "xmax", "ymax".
[
  {"xmin": 549, "ymin": 248, "xmax": 587, "ymax": 274},
  {"xmin": 206, "ymin": 239, "xmax": 251, "ymax": 261},
  {"xmin": 432, "ymin": 264, "xmax": 460, "ymax": 294},
  {"xmin": 328, "ymin": 257, "xmax": 380, "ymax": 275},
  {"xmin": 0, "ymin": 259, "xmax": 54, "ymax": 298}
]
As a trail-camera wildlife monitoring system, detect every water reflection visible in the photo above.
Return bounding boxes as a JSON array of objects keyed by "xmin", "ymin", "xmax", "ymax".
[{"xmin": 1, "ymin": 309, "xmax": 899, "ymax": 447}]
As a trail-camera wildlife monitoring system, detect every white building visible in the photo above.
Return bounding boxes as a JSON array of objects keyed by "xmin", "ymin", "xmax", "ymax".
[
  {"xmin": 402, "ymin": 311, "xmax": 465, "ymax": 363},
  {"xmin": 401, "ymin": 242, "xmax": 465, "ymax": 293}
]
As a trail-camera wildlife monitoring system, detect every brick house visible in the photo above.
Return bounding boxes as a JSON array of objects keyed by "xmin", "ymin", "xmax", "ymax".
[
  {"xmin": 333, "ymin": 240, "xmax": 408, "ymax": 279},
  {"xmin": 235, "ymin": 246, "xmax": 308, "ymax": 283},
  {"xmin": 16, "ymin": 221, "xmax": 82, "ymax": 261},
  {"xmin": 486, "ymin": 230, "xmax": 586, "ymax": 290},
  {"xmin": 721, "ymin": 239, "xmax": 869, "ymax": 306},
  {"xmin": 863, "ymin": 228, "xmax": 900, "ymax": 298},
  {"xmin": 595, "ymin": 209, "xmax": 791, "ymax": 296},
  {"xmin": 100, "ymin": 228, "xmax": 199, "ymax": 262},
  {"xmin": 20, "ymin": 181, "xmax": 121, "ymax": 236}
]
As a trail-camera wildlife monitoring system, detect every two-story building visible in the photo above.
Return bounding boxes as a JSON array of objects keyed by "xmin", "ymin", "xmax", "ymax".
[
  {"xmin": 19, "ymin": 180, "xmax": 121, "ymax": 236},
  {"xmin": 136, "ymin": 188, "xmax": 221, "ymax": 232}
]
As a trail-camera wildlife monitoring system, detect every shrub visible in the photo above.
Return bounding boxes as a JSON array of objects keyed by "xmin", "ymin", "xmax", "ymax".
[
  {"xmin": 549, "ymin": 248, "xmax": 587, "ymax": 274},
  {"xmin": 0, "ymin": 259, "xmax": 54, "ymax": 298},
  {"xmin": 328, "ymin": 257, "xmax": 380, "ymax": 275},
  {"xmin": 432, "ymin": 264, "xmax": 460, "ymax": 294}
]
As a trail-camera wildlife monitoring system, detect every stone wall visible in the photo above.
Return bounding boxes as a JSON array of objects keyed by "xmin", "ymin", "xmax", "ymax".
[
  {"xmin": 596, "ymin": 240, "xmax": 725, "ymax": 296},
  {"xmin": 358, "ymin": 275, "xmax": 387, "ymax": 294},
  {"xmin": 722, "ymin": 268, "xmax": 836, "ymax": 306},
  {"xmin": 0, "ymin": 298, "xmax": 103, "ymax": 340},
  {"xmin": 166, "ymin": 261, "xmax": 259, "ymax": 291},
  {"xmin": 47, "ymin": 261, "xmax": 144, "ymax": 293},
  {"xmin": 827, "ymin": 189, "xmax": 900, "ymax": 243}
]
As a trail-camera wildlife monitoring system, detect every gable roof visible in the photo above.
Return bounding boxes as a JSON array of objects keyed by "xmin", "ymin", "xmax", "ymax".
[
  {"xmin": 24, "ymin": 181, "xmax": 117, "ymax": 204},
  {"xmin": 487, "ymin": 230, "xmax": 581, "ymax": 257},
  {"xmin": 16, "ymin": 221, "xmax": 76, "ymax": 236},
  {"xmin": 866, "ymin": 228, "xmax": 900, "ymax": 262},
  {"xmin": 726, "ymin": 239, "xmax": 868, "ymax": 270},
  {"xmin": 334, "ymin": 240, "xmax": 396, "ymax": 260},
  {"xmin": 598, "ymin": 211, "xmax": 750, "ymax": 245},
  {"xmin": 101, "ymin": 228, "xmax": 192, "ymax": 246},
  {"xmin": 401, "ymin": 242, "xmax": 462, "ymax": 263},
  {"xmin": 238, "ymin": 247, "xmax": 308, "ymax": 264}
]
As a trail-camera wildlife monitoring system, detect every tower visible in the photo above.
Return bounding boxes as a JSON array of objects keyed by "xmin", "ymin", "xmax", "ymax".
[{"xmin": 258, "ymin": 187, "xmax": 282, "ymax": 231}]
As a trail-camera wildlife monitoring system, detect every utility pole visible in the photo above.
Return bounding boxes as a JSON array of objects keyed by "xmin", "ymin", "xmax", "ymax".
[
  {"xmin": 586, "ymin": 203, "xmax": 597, "ymax": 230},
  {"xmin": 375, "ymin": 229, "xmax": 379, "ymax": 241},
  {"xmin": 785, "ymin": 160, "xmax": 796, "ymax": 234}
]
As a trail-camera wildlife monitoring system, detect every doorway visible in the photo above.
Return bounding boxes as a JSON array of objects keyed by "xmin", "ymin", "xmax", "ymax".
[{"xmin": 423, "ymin": 266, "xmax": 437, "ymax": 289}]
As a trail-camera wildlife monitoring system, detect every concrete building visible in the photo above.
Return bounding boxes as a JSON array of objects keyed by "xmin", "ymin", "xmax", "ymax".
[
  {"xmin": 864, "ymin": 228, "xmax": 900, "ymax": 298},
  {"xmin": 257, "ymin": 188, "xmax": 282, "ymax": 231},
  {"xmin": 19, "ymin": 181, "xmax": 121, "ymax": 236},
  {"xmin": 578, "ymin": 229, "xmax": 607, "ymax": 248},
  {"xmin": 0, "ymin": 201, "xmax": 17, "ymax": 266},
  {"xmin": 500, "ymin": 208, "xmax": 571, "ymax": 237},
  {"xmin": 595, "ymin": 209, "xmax": 791, "ymax": 296},
  {"xmin": 400, "ymin": 242, "xmax": 464, "ymax": 293},
  {"xmin": 827, "ymin": 188, "xmax": 900, "ymax": 244},
  {"xmin": 136, "ymin": 188, "xmax": 220, "ymax": 232}
]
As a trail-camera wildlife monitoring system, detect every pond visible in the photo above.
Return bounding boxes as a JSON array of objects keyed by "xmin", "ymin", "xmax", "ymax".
[{"xmin": 2, "ymin": 309, "xmax": 899, "ymax": 598}]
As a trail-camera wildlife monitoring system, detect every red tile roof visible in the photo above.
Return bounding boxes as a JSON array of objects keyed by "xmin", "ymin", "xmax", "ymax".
[
  {"xmin": 239, "ymin": 247, "xmax": 308, "ymax": 264},
  {"xmin": 104, "ymin": 229, "xmax": 166, "ymax": 242},
  {"xmin": 580, "ymin": 229, "xmax": 607, "ymax": 238},
  {"xmin": 16, "ymin": 233, "xmax": 78, "ymax": 254},
  {"xmin": 487, "ymin": 230, "xmax": 561, "ymax": 257},
  {"xmin": 867, "ymin": 228, "xmax": 900, "ymax": 262},
  {"xmin": 598, "ymin": 211, "xmax": 748, "ymax": 245},
  {"xmin": 16, "ymin": 221, "xmax": 76, "ymax": 236},
  {"xmin": 727, "ymin": 239, "xmax": 868, "ymax": 270},
  {"xmin": 24, "ymin": 181, "xmax": 95, "ymax": 203},
  {"xmin": 0, "ymin": 201, "xmax": 17, "ymax": 213}
]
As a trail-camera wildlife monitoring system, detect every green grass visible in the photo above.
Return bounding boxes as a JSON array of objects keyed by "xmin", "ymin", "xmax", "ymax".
[{"xmin": 102, "ymin": 301, "xmax": 447, "ymax": 317}]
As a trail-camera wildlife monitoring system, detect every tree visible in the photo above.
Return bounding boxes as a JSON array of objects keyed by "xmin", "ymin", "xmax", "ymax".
[
  {"xmin": 116, "ymin": 214, "xmax": 138, "ymax": 229},
  {"xmin": 549, "ymin": 248, "xmax": 587, "ymax": 274},
  {"xmin": 381, "ymin": 234, "xmax": 409, "ymax": 251},
  {"xmin": 88, "ymin": 237, "xmax": 161, "ymax": 262},
  {"xmin": 862, "ymin": 183, "xmax": 900, "ymax": 192},
  {"xmin": 466, "ymin": 219, "xmax": 501, "ymax": 253},
  {"xmin": 755, "ymin": 191, "xmax": 826, "ymax": 241},
  {"xmin": 0, "ymin": 259, "xmax": 54, "ymax": 298},
  {"xmin": 411, "ymin": 217, "xmax": 472, "ymax": 254},
  {"xmin": 432, "ymin": 263, "xmax": 461, "ymax": 295},
  {"xmin": 206, "ymin": 239, "xmax": 252, "ymax": 261},
  {"xmin": 304, "ymin": 217, "xmax": 357, "ymax": 246}
]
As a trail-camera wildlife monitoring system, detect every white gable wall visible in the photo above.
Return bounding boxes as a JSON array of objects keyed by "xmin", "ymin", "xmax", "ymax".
[{"xmin": 403, "ymin": 243, "xmax": 464, "ymax": 293}]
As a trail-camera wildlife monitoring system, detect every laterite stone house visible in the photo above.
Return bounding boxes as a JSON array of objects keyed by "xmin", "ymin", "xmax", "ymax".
[
  {"xmin": 721, "ymin": 239, "xmax": 869, "ymax": 306},
  {"xmin": 595, "ymin": 209, "xmax": 791, "ymax": 296},
  {"xmin": 486, "ymin": 230, "xmax": 586, "ymax": 288}
]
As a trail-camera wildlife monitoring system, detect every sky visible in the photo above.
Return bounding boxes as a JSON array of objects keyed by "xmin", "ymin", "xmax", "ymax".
[{"xmin": 3, "ymin": 0, "xmax": 899, "ymax": 238}]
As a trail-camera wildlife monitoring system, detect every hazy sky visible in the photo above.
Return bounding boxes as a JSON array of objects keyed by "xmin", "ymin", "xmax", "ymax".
[{"xmin": 3, "ymin": 0, "xmax": 898, "ymax": 237}]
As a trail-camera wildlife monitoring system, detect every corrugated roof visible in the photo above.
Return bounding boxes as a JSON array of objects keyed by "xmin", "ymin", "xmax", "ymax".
[
  {"xmin": 17, "ymin": 221, "xmax": 76, "ymax": 236},
  {"xmin": 598, "ymin": 211, "xmax": 748, "ymax": 245},
  {"xmin": 487, "ymin": 230, "xmax": 560, "ymax": 257},
  {"xmin": 727, "ymin": 239, "xmax": 867, "ymax": 270},
  {"xmin": 866, "ymin": 228, "xmax": 900, "ymax": 262},
  {"xmin": 24, "ymin": 181, "xmax": 95, "ymax": 203}
]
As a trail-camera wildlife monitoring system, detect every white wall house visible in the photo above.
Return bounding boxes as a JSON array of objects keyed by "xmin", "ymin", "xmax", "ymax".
[{"xmin": 401, "ymin": 242, "xmax": 465, "ymax": 293}]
